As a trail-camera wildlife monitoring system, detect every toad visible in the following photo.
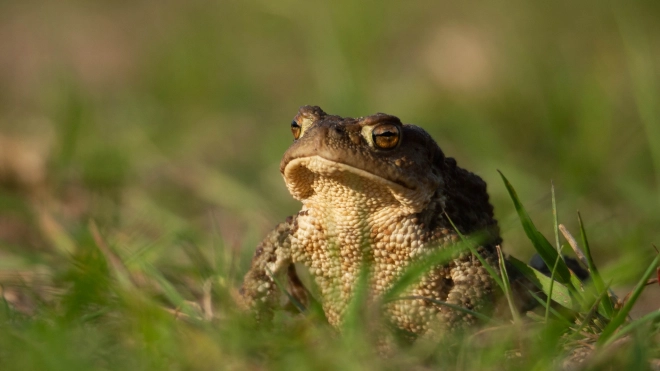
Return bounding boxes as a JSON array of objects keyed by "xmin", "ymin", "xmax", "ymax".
[{"xmin": 240, "ymin": 106, "xmax": 501, "ymax": 335}]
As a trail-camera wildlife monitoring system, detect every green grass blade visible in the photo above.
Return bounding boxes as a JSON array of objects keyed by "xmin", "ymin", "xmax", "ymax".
[
  {"xmin": 382, "ymin": 241, "xmax": 468, "ymax": 302},
  {"xmin": 597, "ymin": 252, "xmax": 660, "ymax": 345},
  {"xmin": 142, "ymin": 263, "xmax": 201, "ymax": 320},
  {"xmin": 265, "ymin": 267, "xmax": 306, "ymax": 314},
  {"xmin": 577, "ymin": 212, "xmax": 614, "ymax": 318},
  {"xmin": 444, "ymin": 213, "xmax": 504, "ymax": 290},
  {"xmin": 342, "ymin": 260, "xmax": 371, "ymax": 335},
  {"xmin": 567, "ymin": 288, "xmax": 608, "ymax": 341},
  {"xmin": 602, "ymin": 309, "xmax": 660, "ymax": 347},
  {"xmin": 545, "ymin": 253, "xmax": 563, "ymax": 322},
  {"xmin": 497, "ymin": 245, "xmax": 520, "ymax": 322},
  {"xmin": 507, "ymin": 256, "xmax": 580, "ymax": 311},
  {"xmin": 527, "ymin": 290, "xmax": 572, "ymax": 326},
  {"xmin": 547, "ymin": 182, "xmax": 561, "ymax": 322},
  {"xmin": 388, "ymin": 296, "xmax": 494, "ymax": 324},
  {"xmin": 551, "ymin": 181, "xmax": 561, "ymax": 252},
  {"xmin": 568, "ymin": 273, "xmax": 585, "ymax": 294},
  {"xmin": 498, "ymin": 171, "xmax": 573, "ymax": 287}
]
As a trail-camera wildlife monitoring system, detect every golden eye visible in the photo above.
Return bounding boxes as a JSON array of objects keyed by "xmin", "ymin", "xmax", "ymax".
[
  {"xmin": 372, "ymin": 124, "xmax": 400, "ymax": 149},
  {"xmin": 291, "ymin": 120, "xmax": 302, "ymax": 139}
]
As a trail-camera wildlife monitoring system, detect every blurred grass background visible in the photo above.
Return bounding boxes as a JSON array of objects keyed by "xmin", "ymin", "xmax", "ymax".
[{"xmin": 0, "ymin": 0, "xmax": 659, "ymax": 369}]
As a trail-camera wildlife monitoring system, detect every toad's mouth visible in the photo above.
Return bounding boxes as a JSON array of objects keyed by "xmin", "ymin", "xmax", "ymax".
[{"xmin": 282, "ymin": 156, "xmax": 433, "ymax": 214}]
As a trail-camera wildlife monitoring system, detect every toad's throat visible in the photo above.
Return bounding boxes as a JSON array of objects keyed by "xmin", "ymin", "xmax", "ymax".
[{"xmin": 282, "ymin": 156, "xmax": 431, "ymax": 214}]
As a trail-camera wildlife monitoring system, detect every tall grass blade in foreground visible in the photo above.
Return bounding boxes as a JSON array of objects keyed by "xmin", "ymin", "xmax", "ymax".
[
  {"xmin": 496, "ymin": 245, "xmax": 520, "ymax": 322},
  {"xmin": 498, "ymin": 171, "xmax": 574, "ymax": 288},
  {"xmin": 597, "ymin": 251, "xmax": 660, "ymax": 345},
  {"xmin": 507, "ymin": 256, "xmax": 579, "ymax": 312},
  {"xmin": 444, "ymin": 213, "xmax": 505, "ymax": 292},
  {"xmin": 547, "ymin": 182, "xmax": 564, "ymax": 322},
  {"xmin": 577, "ymin": 212, "xmax": 615, "ymax": 317},
  {"xmin": 382, "ymin": 240, "xmax": 469, "ymax": 302}
]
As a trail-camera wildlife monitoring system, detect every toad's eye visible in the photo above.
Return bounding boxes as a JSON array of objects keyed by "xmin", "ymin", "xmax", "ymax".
[
  {"xmin": 372, "ymin": 124, "xmax": 400, "ymax": 149},
  {"xmin": 291, "ymin": 120, "xmax": 302, "ymax": 139}
]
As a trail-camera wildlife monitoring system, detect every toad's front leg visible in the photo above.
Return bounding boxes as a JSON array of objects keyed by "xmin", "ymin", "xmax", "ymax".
[{"xmin": 239, "ymin": 216, "xmax": 305, "ymax": 318}]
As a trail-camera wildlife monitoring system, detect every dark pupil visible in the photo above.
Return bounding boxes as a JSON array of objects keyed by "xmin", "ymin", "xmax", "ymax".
[
  {"xmin": 378, "ymin": 131, "xmax": 395, "ymax": 137},
  {"xmin": 291, "ymin": 120, "xmax": 300, "ymax": 129}
]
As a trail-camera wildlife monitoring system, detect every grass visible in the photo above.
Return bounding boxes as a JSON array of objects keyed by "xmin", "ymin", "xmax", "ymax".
[
  {"xmin": 2, "ymin": 173, "xmax": 658, "ymax": 370},
  {"xmin": 1, "ymin": 0, "xmax": 660, "ymax": 369}
]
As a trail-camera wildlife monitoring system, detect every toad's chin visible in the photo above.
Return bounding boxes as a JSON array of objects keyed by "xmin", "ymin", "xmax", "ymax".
[{"xmin": 282, "ymin": 155, "xmax": 438, "ymax": 214}]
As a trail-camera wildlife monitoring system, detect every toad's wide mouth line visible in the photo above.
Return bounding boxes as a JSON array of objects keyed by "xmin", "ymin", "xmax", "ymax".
[{"xmin": 282, "ymin": 156, "xmax": 415, "ymax": 192}]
